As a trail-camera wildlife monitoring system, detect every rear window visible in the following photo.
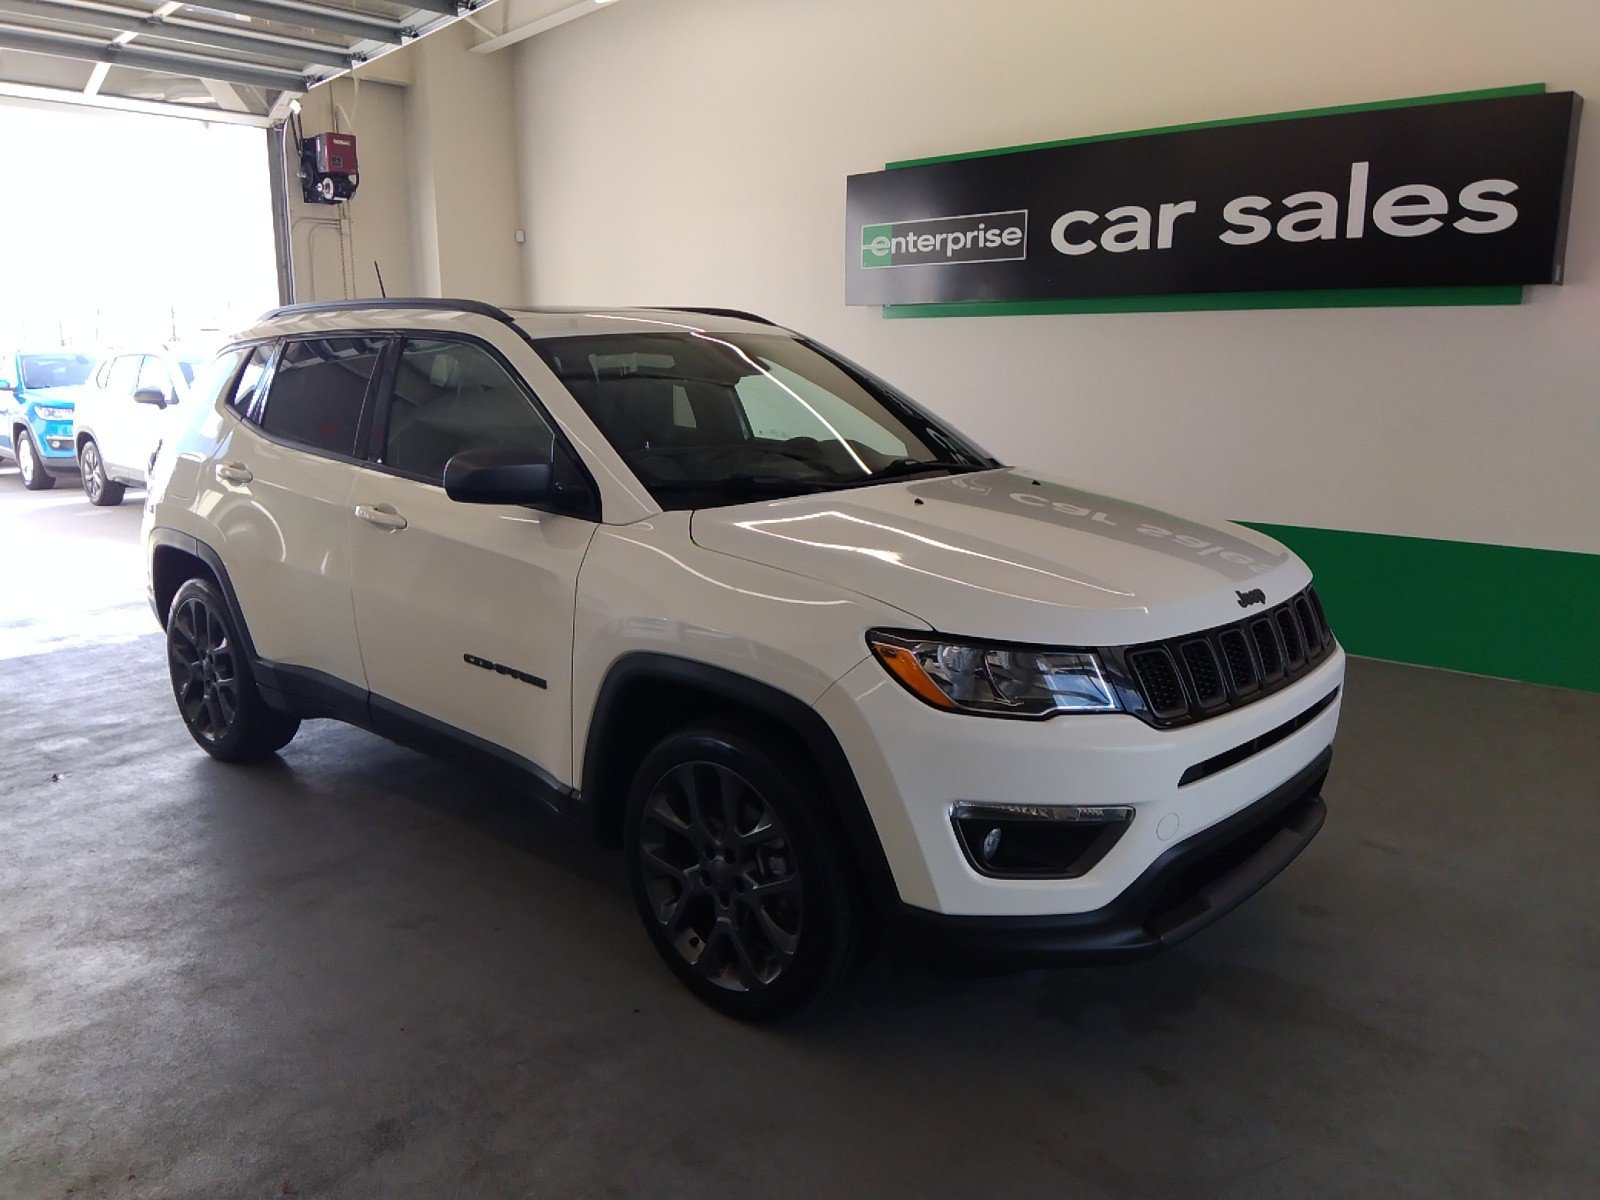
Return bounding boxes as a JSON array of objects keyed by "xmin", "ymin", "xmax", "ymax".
[{"xmin": 257, "ymin": 337, "xmax": 385, "ymax": 457}]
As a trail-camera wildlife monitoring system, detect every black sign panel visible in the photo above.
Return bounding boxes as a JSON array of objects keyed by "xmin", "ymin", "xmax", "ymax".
[{"xmin": 846, "ymin": 91, "xmax": 1582, "ymax": 306}]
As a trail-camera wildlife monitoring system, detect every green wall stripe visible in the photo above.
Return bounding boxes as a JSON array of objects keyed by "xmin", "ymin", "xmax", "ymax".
[
  {"xmin": 883, "ymin": 286, "xmax": 1523, "ymax": 318},
  {"xmin": 1243, "ymin": 522, "xmax": 1600, "ymax": 693},
  {"xmin": 885, "ymin": 83, "xmax": 1547, "ymax": 170}
]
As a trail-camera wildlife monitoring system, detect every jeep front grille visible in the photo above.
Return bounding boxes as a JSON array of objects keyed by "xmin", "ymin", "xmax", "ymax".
[{"xmin": 1111, "ymin": 586, "xmax": 1335, "ymax": 728}]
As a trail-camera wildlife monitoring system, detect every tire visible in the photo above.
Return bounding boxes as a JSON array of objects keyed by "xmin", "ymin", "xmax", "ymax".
[
  {"xmin": 16, "ymin": 430, "xmax": 56, "ymax": 490},
  {"xmin": 624, "ymin": 719, "xmax": 862, "ymax": 1021},
  {"xmin": 78, "ymin": 438, "xmax": 126, "ymax": 506},
  {"xmin": 166, "ymin": 577, "xmax": 300, "ymax": 762}
]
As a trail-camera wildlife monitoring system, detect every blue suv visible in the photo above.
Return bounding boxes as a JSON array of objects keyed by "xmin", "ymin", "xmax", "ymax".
[{"xmin": 0, "ymin": 349, "xmax": 97, "ymax": 490}]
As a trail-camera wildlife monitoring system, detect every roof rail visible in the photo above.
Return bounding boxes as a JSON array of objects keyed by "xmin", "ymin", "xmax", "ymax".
[
  {"xmin": 258, "ymin": 298, "xmax": 516, "ymax": 324},
  {"xmin": 657, "ymin": 306, "xmax": 778, "ymax": 326}
]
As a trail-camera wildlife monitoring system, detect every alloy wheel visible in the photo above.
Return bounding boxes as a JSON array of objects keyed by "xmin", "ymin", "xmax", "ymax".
[
  {"xmin": 167, "ymin": 595, "xmax": 240, "ymax": 743},
  {"xmin": 81, "ymin": 443, "xmax": 103, "ymax": 502},
  {"xmin": 17, "ymin": 435, "xmax": 35, "ymax": 485},
  {"xmin": 638, "ymin": 761, "xmax": 803, "ymax": 992}
]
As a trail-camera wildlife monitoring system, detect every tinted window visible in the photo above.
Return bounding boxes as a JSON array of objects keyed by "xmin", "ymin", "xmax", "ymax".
[
  {"xmin": 258, "ymin": 337, "xmax": 384, "ymax": 456},
  {"xmin": 379, "ymin": 339, "xmax": 554, "ymax": 484},
  {"xmin": 229, "ymin": 344, "xmax": 273, "ymax": 417}
]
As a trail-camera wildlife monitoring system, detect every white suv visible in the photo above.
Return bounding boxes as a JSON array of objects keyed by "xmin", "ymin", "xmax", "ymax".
[
  {"xmin": 74, "ymin": 347, "xmax": 211, "ymax": 505},
  {"xmin": 143, "ymin": 299, "xmax": 1344, "ymax": 1020}
]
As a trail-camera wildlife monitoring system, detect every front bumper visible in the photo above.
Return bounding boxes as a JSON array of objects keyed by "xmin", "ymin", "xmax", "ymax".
[
  {"xmin": 815, "ymin": 645, "xmax": 1343, "ymax": 917},
  {"xmin": 890, "ymin": 746, "xmax": 1328, "ymax": 968}
]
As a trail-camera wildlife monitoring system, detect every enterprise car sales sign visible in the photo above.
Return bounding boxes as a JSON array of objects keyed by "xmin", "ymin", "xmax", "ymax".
[{"xmin": 845, "ymin": 90, "xmax": 1582, "ymax": 307}]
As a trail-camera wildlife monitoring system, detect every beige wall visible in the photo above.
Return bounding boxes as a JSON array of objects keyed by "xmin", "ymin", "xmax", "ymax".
[
  {"xmin": 295, "ymin": 22, "xmax": 525, "ymax": 308},
  {"xmin": 511, "ymin": 0, "xmax": 1600, "ymax": 556}
]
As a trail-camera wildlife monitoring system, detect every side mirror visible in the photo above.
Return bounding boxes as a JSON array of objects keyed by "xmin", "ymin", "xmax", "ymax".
[
  {"xmin": 134, "ymin": 386, "xmax": 168, "ymax": 408},
  {"xmin": 444, "ymin": 446, "xmax": 556, "ymax": 506}
]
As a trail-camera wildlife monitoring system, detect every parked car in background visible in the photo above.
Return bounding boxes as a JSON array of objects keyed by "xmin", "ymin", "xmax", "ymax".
[
  {"xmin": 0, "ymin": 348, "xmax": 97, "ymax": 490},
  {"xmin": 73, "ymin": 346, "xmax": 211, "ymax": 505}
]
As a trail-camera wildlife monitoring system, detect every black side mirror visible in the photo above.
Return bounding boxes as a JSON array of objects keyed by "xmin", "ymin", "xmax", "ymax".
[
  {"xmin": 444, "ymin": 446, "xmax": 556, "ymax": 506},
  {"xmin": 444, "ymin": 444, "xmax": 599, "ymax": 518},
  {"xmin": 133, "ymin": 386, "xmax": 168, "ymax": 408}
]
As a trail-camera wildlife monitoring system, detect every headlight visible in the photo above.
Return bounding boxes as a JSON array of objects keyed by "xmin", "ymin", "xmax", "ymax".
[
  {"xmin": 34, "ymin": 405, "xmax": 73, "ymax": 421},
  {"xmin": 867, "ymin": 631, "xmax": 1120, "ymax": 717}
]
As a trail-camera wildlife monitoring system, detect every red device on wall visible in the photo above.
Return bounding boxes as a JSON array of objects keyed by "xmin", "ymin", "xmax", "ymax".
[{"xmin": 301, "ymin": 131, "xmax": 359, "ymax": 204}]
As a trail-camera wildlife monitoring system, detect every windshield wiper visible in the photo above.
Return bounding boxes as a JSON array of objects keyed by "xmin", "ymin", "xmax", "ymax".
[
  {"xmin": 849, "ymin": 458, "xmax": 988, "ymax": 485},
  {"xmin": 648, "ymin": 474, "xmax": 834, "ymax": 497}
]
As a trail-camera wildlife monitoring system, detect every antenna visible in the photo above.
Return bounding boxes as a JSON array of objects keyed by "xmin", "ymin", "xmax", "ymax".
[{"xmin": 374, "ymin": 261, "xmax": 387, "ymax": 298}]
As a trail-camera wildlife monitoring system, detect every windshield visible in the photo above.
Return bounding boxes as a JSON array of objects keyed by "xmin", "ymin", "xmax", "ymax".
[
  {"xmin": 20, "ymin": 354, "xmax": 94, "ymax": 391},
  {"xmin": 531, "ymin": 330, "xmax": 994, "ymax": 508}
]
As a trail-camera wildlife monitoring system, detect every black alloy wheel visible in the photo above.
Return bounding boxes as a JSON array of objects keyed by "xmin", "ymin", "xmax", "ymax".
[
  {"xmin": 168, "ymin": 591, "xmax": 241, "ymax": 745},
  {"xmin": 638, "ymin": 760, "xmax": 805, "ymax": 992},
  {"xmin": 625, "ymin": 722, "xmax": 862, "ymax": 1021},
  {"xmin": 165, "ymin": 577, "xmax": 299, "ymax": 761},
  {"xmin": 79, "ymin": 439, "xmax": 125, "ymax": 506}
]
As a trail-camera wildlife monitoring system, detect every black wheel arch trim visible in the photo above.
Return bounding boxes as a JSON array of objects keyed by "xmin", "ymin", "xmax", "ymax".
[{"xmin": 583, "ymin": 651, "xmax": 904, "ymax": 914}]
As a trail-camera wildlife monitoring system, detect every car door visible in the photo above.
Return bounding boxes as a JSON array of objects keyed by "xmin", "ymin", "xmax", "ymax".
[
  {"xmin": 122, "ymin": 354, "xmax": 176, "ymax": 479},
  {"xmin": 93, "ymin": 354, "xmax": 142, "ymax": 472},
  {"xmin": 210, "ymin": 335, "xmax": 384, "ymax": 693},
  {"xmin": 347, "ymin": 334, "xmax": 598, "ymax": 786}
]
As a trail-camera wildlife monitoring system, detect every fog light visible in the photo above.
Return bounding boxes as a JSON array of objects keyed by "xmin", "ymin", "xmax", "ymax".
[
  {"xmin": 952, "ymin": 802, "xmax": 1134, "ymax": 879},
  {"xmin": 981, "ymin": 826, "xmax": 1003, "ymax": 862},
  {"xmin": 47, "ymin": 437, "xmax": 72, "ymax": 451}
]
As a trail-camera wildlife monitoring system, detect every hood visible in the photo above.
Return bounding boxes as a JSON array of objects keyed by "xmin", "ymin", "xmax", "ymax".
[
  {"xmin": 689, "ymin": 468, "xmax": 1310, "ymax": 645},
  {"xmin": 22, "ymin": 384, "xmax": 82, "ymax": 407}
]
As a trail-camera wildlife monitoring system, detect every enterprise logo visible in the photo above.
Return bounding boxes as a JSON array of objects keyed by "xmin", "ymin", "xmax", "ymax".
[{"xmin": 860, "ymin": 210, "xmax": 1028, "ymax": 269}]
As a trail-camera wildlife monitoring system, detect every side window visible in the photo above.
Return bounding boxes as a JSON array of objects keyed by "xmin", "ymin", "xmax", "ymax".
[
  {"xmin": 94, "ymin": 359, "xmax": 112, "ymax": 389},
  {"xmin": 136, "ymin": 355, "xmax": 172, "ymax": 400},
  {"xmin": 257, "ymin": 337, "xmax": 384, "ymax": 457},
  {"xmin": 108, "ymin": 355, "xmax": 141, "ymax": 397},
  {"xmin": 379, "ymin": 339, "xmax": 554, "ymax": 484},
  {"xmin": 229, "ymin": 344, "xmax": 273, "ymax": 418}
]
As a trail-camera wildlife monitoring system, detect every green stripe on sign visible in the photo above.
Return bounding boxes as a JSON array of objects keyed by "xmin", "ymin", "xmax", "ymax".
[{"xmin": 1242, "ymin": 522, "xmax": 1600, "ymax": 693}]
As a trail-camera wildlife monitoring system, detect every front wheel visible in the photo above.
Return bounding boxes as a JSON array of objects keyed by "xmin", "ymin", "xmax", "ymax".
[
  {"xmin": 16, "ymin": 430, "xmax": 55, "ymax": 490},
  {"xmin": 624, "ymin": 721, "xmax": 862, "ymax": 1021},
  {"xmin": 166, "ymin": 577, "xmax": 300, "ymax": 762},
  {"xmin": 79, "ymin": 439, "xmax": 126, "ymax": 506}
]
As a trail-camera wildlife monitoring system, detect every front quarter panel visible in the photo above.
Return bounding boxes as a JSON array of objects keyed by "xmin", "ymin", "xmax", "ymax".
[{"xmin": 571, "ymin": 513, "xmax": 926, "ymax": 777}]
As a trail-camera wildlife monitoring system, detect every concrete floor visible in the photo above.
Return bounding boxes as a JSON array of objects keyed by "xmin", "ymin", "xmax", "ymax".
[{"xmin": 2, "ymin": 466, "xmax": 1597, "ymax": 1200}]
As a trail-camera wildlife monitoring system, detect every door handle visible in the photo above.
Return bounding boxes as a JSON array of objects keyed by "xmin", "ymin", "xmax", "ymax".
[
  {"xmin": 216, "ymin": 462, "xmax": 252, "ymax": 485},
  {"xmin": 354, "ymin": 503, "xmax": 408, "ymax": 531}
]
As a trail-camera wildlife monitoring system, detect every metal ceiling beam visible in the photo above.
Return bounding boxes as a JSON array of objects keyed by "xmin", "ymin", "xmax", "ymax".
[
  {"xmin": 0, "ymin": 76, "xmax": 273, "ymax": 122},
  {"xmin": 179, "ymin": 0, "xmax": 404, "ymax": 45},
  {"xmin": 0, "ymin": 21, "xmax": 307, "ymax": 89},
  {"xmin": 0, "ymin": 0, "xmax": 355, "ymax": 67}
]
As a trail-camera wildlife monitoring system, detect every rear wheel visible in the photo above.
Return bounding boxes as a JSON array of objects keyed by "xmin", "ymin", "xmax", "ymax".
[
  {"xmin": 78, "ymin": 439, "xmax": 126, "ymax": 506},
  {"xmin": 624, "ymin": 721, "xmax": 861, "ymax": 1021},
  {"xmin": 166, "ymin": 577, "xmax": 299, "ymax": 762},
  {"xmin": 16, "ymin": 430, "xmax": 55, "ymax": 491}
]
